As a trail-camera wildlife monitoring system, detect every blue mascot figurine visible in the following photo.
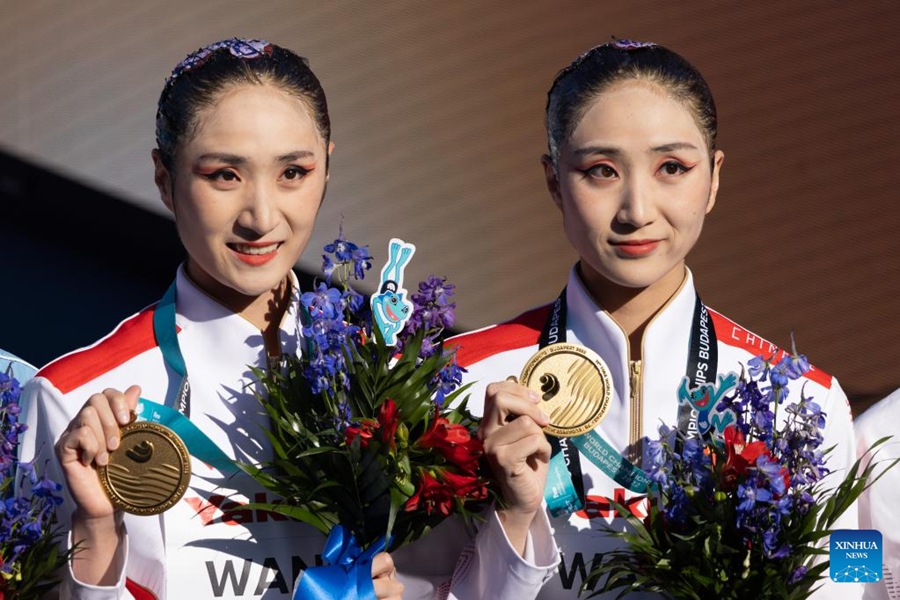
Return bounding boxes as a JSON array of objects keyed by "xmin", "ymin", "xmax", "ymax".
[{"xmin": 371, "ymin": 239, "xmax": 416, "ymax": 346}]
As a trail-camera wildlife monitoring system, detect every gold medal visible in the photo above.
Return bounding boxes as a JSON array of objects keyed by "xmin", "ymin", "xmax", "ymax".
[
  {"xmin": 98, "ymin": 420, "xmax": 191, "ymax": 515},
  {"xmin": 519, "ymin": 344, "xmax": 612, "ymax": 437}
]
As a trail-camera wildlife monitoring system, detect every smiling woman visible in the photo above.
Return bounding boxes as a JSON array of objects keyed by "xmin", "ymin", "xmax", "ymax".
[
  {"xmin": 153, "ymin": 83, "xmax": 329, "ymax": 351},
  {"xmin": 15, "ymin": 38, "xmax": 406, "ymax": 600}
]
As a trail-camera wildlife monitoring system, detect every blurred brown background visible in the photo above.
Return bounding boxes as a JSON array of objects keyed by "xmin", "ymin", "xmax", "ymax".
[{"xmin": 1, "ymin": 1, "xmax": 897, "ymax": 413}]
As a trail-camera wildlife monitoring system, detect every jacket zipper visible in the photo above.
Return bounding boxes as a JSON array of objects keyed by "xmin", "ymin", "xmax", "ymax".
[{"xmin": 629, "ymin": 359, "xmax": 643, "ymax": 464}]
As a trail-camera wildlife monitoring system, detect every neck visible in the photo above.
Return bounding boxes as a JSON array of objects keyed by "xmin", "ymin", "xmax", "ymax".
[
  {"xmin": 184, "ymin": 262, "xmax": 292, "ymax": 356},
  {"xmin": 578, "ymin": 263, "xmax": 686, "ymax": 359},
  {"xmin": 242, "ymin": 283, "xmax": 292, "ymax": 356}
]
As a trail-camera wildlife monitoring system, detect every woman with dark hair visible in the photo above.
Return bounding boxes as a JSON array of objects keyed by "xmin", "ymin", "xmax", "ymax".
[
  {"xmin": 14, "ymin": 37, "xmax": 545, "ymax": 600},
  {"xmin": 451, "ymin": 40, "xmax": 859, "ymax": 598}
]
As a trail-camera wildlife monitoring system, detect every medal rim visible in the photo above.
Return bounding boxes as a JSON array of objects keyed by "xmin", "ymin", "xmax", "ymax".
[
  {"xmin": 520, "ymin": 343, "xmax": 613, "ymax": 437},
  {"xmin": 98, "ymin": 420, "xmax": 191, "ymax": 516}
]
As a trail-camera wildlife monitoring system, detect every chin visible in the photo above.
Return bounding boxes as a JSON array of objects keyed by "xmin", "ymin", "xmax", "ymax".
[
  {"xmin": 595, "ymin": 264, "xmax": 675, "ymax": 291},
  {"xmin": 219, "ymin": 270, "xmax": 286, "ymax": 298}
]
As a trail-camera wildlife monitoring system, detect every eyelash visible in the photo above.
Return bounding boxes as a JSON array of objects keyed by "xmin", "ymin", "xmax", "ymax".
[
  {"xmin": 659, "ymin": 161, "xmax": 692, "ymax": 176},
  {"xmin": 282, "ymin": 165, "xmax": 311, "ymax": 180},
  {"xmin": 579, "ymin": 160, "xmax": 694, "ymax": 180},
  {"xmin": 580, "ymin": 164, "xmax": 618, "ymax": 179},
  {"xmin": 202, "ymin": 165, "xmax": 312, "ymax": 183},
  {"xmin": 205, "ymin": 169, "xmax": 239, "ymax": 182}
]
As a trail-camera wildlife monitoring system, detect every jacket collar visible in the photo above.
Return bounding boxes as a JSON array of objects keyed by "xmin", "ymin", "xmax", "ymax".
[
  {"xmin": 173, "ymin": 264, "xmax": 303, "ymax": 361},
  {"xmin": 565, "ymin": 265, "xmax": 698, "ymax": 399}
]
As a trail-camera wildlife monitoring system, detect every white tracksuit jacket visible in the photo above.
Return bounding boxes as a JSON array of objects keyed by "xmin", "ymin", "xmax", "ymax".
[
  {"xmin": 856, "ymin": 389, "xmax": 900, "ymax": 600},
  {"xmin": 19, "ymin": 266, "xmax": 556, "ymax": 600},
  {"xmin": 451, "ymin": 267, "xmax": 860, "ymax": 599}
]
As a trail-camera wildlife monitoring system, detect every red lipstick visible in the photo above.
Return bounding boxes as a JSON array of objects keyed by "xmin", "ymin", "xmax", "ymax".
[
  {"xmin": 228, "ymin": 242, "xmax": 281, "ymax": 266},
  {"xmin": 611, "ymin": 239, "xmax": 660, "ymax": 257}
]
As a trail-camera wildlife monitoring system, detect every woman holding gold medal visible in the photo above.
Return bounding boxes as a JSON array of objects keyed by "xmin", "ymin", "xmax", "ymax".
[
  {"xmin": 18, "ymin": 39, "xmax": 536, "ymax": 600},
  {"xmin": 452, "ymin": 40, "xmax": 859, "ymax": 598}
]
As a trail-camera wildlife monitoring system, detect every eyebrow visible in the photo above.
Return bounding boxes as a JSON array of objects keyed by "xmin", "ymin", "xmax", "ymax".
[
  {"xmin": 275, "ymin": 150, "xmax": 316, "ymax": 162},
  {"xmin": 573, "ymin": 142, "xmax": 701, "ymax": 157},
  {"xmin": 651, "ymin": 142, "xmax": 700, "ymax": 153},
  {"xmin": 195, "ymin": 150, "xmax": 317, "ymax": 164},
  {"xmin": 573, "ymin": 146, "xmax": 622, "ymax": 157},
  {"xmin": 196, "ymin": 153, "xmax": 246, "ymax": 165}
]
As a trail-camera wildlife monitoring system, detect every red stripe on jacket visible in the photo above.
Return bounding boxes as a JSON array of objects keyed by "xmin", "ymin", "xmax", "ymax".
[
  {"xmin": 449, "ymin": 305, "xmax": 550, "ymax": 368},
  {"xmin": 37, "ymin": 305, "xmax": 160, "ymax": 395},
  {"xmin": 125, "ymin": 578, "xmax": 159, "ymax": 600},
  {"xmin": 709, "ymin": 309, "xmax": 832, "ymax": 389}
]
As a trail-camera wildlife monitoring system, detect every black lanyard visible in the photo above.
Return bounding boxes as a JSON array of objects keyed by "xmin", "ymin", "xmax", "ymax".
[{"xmin": 538, "ymin": 284, "xmax": 718, "ymax": 505}]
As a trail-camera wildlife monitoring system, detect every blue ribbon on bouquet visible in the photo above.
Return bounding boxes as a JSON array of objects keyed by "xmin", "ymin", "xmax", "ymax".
[{"xmin": 293, "ymin": 525, "xmax": 387, "ymax": 600}]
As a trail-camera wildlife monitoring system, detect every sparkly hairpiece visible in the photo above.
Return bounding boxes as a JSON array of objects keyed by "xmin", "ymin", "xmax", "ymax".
[
  {"xmin": 166, "ymin": 38, "xmax": 274, "ymax": 85},
  {"xmin": 610, "ymin": 38, "xmax": 658, "ymax": 51}
]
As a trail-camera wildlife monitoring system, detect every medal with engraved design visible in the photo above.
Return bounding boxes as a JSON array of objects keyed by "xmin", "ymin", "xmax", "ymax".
[
  {"xmin": 98, "ymin": 420, "xmax": 191, "ymax": 515},
  {"xmin": 519, "ymin": 344, "xmax": 612, "ymax": 437}
]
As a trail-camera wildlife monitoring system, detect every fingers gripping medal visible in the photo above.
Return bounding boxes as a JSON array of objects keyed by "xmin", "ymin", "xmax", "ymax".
[
  {"xmin": 98, "ymin": 417, "xmax": 191, "ymax": 515},
  {"xmin": 518, "ymin": 344, "xmax": 612, "ymax": 437}
]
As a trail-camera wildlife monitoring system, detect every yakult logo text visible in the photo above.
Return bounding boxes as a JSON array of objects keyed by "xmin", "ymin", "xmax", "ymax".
[
  {"xmin": 575, "ymin": 488, "xmax": 648, "ymax": 520},
  {"xmin": 185, "ymin": 492, "xmax": 289, "ymax": 526}
]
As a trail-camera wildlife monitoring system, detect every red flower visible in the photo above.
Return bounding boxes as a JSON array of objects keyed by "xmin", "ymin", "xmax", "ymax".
[
  {"xmin": 405, "ymin": 471, "xmax": 454, "ymax": 516},
  {"xmin": 404, "ymin": 470, "xmax": 489, "ymax": 516},
  {"xmin": 722, "ymin": 425, "xmax": 770, "ymax": 489},
  {"xmin": 440, "ymin": 470, "xmax": 489, "ymax": 503},
  {"xmin": 345, "ymin": 419, "xmax": 377, "ymax": 449},
  {"xmin": 418, "ymin": 417, "xmax": 483, "ymax": 473},
  {"xmin": 377, "ymin": 399, "xmax": 400, "ymax": 449}
]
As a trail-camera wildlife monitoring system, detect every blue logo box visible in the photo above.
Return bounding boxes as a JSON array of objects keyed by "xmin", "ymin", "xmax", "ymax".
[{"xmin": 830, "ymin": 529, "xmax": 882, "ymax": 583}]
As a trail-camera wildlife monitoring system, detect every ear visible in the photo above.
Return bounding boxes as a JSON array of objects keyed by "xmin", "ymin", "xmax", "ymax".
[
  {"xmin": 325, "ymin": 140, "xmax": 335, "ymax": 181},
  {"xmin": 152, "ymin": 149, "xmax": 175, "ymax": 214},
  {"xmin": 706, "ymin": 150, "xmax": 725, "ymax": 214},
  {"xmin": 541, "ymin": 154, "xmax": 563, "ymax": 211}
]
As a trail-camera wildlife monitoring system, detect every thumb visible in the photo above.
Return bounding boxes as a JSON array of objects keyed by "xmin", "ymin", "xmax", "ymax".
[{"xmin": 124, "ymin": 385, "xmax": 142, "ymax": 411}]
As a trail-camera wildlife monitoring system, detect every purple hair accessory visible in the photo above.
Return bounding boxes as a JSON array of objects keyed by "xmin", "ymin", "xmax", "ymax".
[
  {"xmin": 611, "ymin": 38, "xmax": 657, "ymax": 51},
  {"xmin": 166, "ymin": 38, "xmax": 273, "ymax": 85}
]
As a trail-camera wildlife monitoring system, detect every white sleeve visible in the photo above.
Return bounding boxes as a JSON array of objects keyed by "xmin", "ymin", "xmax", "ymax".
[
  {"xmin": 61, "ymin": 527, "xmax": 134, "ymax": 600},
  {"xmin": 811, "ymin": 377, "xmax": 863, "ymax": 600},
  {"xmin": 444, "ymin": 505, "xmax": 559, "ymax": 600},
  {"xmin": 19, "ymin": 377, "xmax": 134, "ymax": 600},
  {"xmin": 856, "ymin": 390, "xmax": 900, "ymax": 600}
]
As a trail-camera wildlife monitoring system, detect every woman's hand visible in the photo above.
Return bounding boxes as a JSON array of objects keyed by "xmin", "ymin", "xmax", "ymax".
[
  {"xmin": 372, "ymin": 552, "xmax": 404, "ymax": 599},
  {"xmin": 478, "ymin": 380, "xmax": 551, "ymax": 555},
  {"xmin": 55, "ymin": 385, "xmax": 141, "ymax": 585}
]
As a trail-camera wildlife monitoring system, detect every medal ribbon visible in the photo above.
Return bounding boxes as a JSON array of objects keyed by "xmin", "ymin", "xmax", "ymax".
[
  {"xmin": 145, "ymin": 279, "xmax": 237, "ymax": 474},
  {"xmin": 538, "ymin": 284, "xmax": 717, "ymax": 510},
  {"xmin": 135, "ymin": 397, "xmax": 235, "ymax": 473},
  {"xmin": 153, "ymin": 281, "xmax": 191, "ymax": 417}
]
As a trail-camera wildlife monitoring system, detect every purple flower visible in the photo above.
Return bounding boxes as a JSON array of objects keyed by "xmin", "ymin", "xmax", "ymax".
[
  {"xmin": 0, "ymin": 373, "xmax": 66, "ymax": 575},
  {"xmin": 756, "ymin": 455, "xmax": 788, "ymax": 496},
  {"xmin": 410, "ymin": 276, "xmax": 456, "ymax": 331},
  {"xmin": 351, "ymin": 245, "xmax": 372, "ymax": 280},
  {"xmin": 301, "ymin": 283, "xmax": 342, "ymax": 319},
  {"xmin": 323, "ymin": 230, "xmax": 372, "ymax": 282},
  {"xmin": 432, "ymin": 360, "xmax": 466, "ymax": 406},
  {"xmin": 748, "ymin": 355, "xmax": 766, "ymax": 378},
  {"xmin": 342, "ymin": 288, "xmax": 365, "ymax": 315},
  {"xmin": 325, "ymin": 237, "xmax": 357, "ymax": 262},
  {"xmin": 789, "ymin": 565, "xmax": 809, "ymax": 585},
  {"xmin": 322, "ymin": 254, "xmax": 337, "ymax": 284}
]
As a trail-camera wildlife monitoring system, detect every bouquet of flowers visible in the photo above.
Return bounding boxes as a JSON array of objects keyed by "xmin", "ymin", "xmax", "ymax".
[
  {"xmin": 1, "ymin": 371, "xmax": 70, "ymax": 599},
  {"xmin": 243, "ymin": 232, "xmax": 491, "ymax": 594},
  {"xmin": 586, "ymin": 349, "xmax": 894, "ymax": 599}
]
